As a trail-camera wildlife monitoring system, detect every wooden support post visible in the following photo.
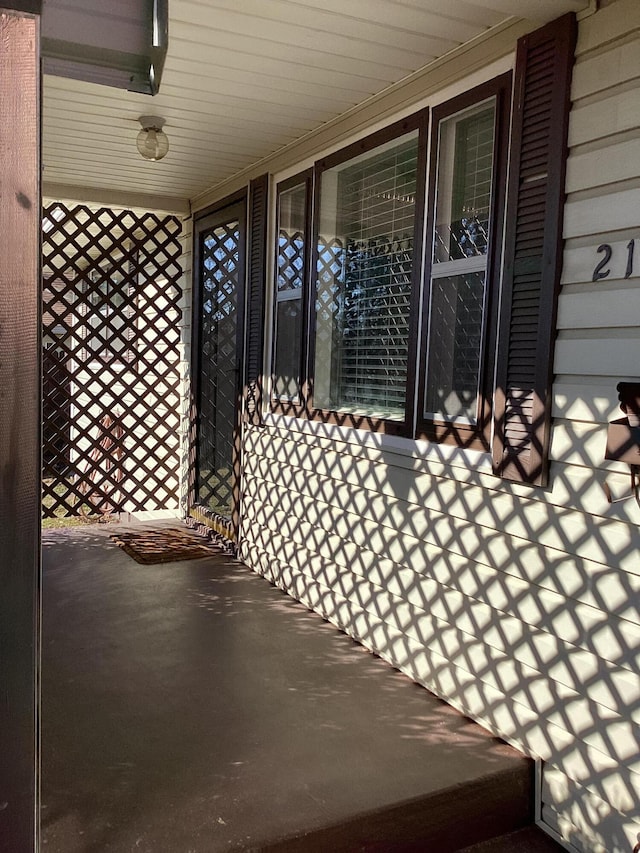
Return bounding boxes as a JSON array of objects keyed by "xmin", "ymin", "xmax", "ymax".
[{"xmin": 0, "ymin": 7, "xmax": 41, "ymax": 852}]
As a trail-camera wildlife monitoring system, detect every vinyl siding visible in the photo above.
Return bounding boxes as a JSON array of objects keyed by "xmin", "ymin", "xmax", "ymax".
[
  {"xmin": 235, "ymin": 3, "xmax": 639, "ymax": 851},
  {"xmin": 540, "ymin": 0, "xmax": 640, "ymax": 848}
]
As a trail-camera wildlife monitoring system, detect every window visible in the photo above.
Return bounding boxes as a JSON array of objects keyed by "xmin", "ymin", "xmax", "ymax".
[
  {"xmin": 312, "ymin": 130, "xmax": 422, "ymax": 427},
  {"xmin": 426, "ymin": 102, "xmax": 495, "ymax": 423},
  {"xmin": 269, "ymin": 77, "xmax": 509, "ymax": 444},
  {"xmin": 417, "ymin": 77, "xmax": 510, "ymax": 449},
  {"xmin": 262, "ymin": 15, "xmax": 575, "ymax": 485},
  {"xmin": 272, "ymin": 171, "xmax": 312, "ymax": 407}
]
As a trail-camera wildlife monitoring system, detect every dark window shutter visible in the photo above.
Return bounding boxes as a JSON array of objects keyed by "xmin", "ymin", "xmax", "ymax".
[
  {"xmin": 245, "ymin": 173, "xmax": 269, "ymax": 425},
  {"xmin": 492, "ymin": 13, "xmax": 577, "ymax": 486}
]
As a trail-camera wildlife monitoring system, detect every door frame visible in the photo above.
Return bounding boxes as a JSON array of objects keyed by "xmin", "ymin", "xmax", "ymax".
[{"xmin": 190, "ymin": 189, "xmax": 248, "ymax": 544}]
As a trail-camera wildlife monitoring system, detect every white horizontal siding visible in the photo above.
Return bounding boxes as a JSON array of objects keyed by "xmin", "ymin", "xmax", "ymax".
[
  {"xmin": 554, "ymin": 335, "xmax": 640, "ymax": 379},
  {"xmin": 558, "ymin": 286, "xmax": 640, "ymax": 324},
  {"xmin": 244, "ymin": 449, "xmax": 637, "ymax": 605},
  {"xmin": 539, "ymin": 2, "xmax": 640, "ymax": 847},
  {"xmin": 542, "ymin": 767, "xmax": 640, "ymax": 853},
  {"xmin": 242, "ymin": 533, "xmax": 640, "ymax": 812},
  {"xmin": 566, "ymin": 138, "xmax": 640, "ymax": 194},
  {"xmin": 553, "ymin": 378, "xmax": 630, "ymax": 421},
  {"xmin": 564, "ymin": 186, "xmax": 640, "ymax": 239},
  {"xmin": 246, "ymin": 423, "xmax": 638, "ymax": 536},
  {"xmin": 572, "ymin": 36, "xmax": 640, "ymax": 101},
  {"xmin": 568, "ymin": 88, "xmax": 640, "ymax": 149},
  {"xmin": 243, "ymin": 479, "xmax": 640, "ymax": 696},
  {"xmin": 574, "ymin": 0, "xmax": 640, "ymax": 57}
]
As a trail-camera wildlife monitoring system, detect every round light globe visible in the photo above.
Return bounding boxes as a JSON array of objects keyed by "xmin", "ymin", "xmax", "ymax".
[{"xmin": 136, "ymin": 124, "xmax": 169, "ymax": 161}]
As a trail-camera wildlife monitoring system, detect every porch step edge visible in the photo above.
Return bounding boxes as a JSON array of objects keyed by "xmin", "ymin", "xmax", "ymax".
[
  {"xmin": 456, "ymin": 825, "xmax": 568, "ymax": 852},
  {"xmin": 257, "ymin": 762, "xmax": 534, "ymax": 853}
]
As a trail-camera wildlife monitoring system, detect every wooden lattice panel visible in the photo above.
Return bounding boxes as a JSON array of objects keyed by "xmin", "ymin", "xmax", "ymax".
[{"xmin": 42, "ymin": 203, "xmax": 183, "ymax": 519}]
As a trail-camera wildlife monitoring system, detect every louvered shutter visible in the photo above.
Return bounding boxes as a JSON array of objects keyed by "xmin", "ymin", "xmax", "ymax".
[
  {"xmin": 492, "ymin": 13, "xmax": 577, "ymax": 485},
  {"xmin": 245, "ymin": 174, "xmax": 269, "ymax": 425}
]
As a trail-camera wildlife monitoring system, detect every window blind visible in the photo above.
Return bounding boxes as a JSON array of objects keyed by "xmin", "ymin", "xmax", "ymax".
[{"xmin": 314, "ymin": 135, "xmax": 419, "ymax": 419}]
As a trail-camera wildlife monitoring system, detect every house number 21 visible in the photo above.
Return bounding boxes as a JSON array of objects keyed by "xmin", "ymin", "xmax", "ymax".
[{"xmin": 592, "ymin": 239, "xmax": 635, "ymax": 281}]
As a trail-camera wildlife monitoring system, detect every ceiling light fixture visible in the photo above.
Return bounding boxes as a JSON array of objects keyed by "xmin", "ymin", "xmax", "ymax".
[{"xmin": 136, "ymin": 115, "xmax": 169, "ymax": 161}]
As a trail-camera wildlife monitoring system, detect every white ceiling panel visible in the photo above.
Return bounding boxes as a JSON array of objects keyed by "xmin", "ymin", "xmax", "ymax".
[{"xmin": 42, "ymin": 0, "xmax": 590, "ymax": 209}]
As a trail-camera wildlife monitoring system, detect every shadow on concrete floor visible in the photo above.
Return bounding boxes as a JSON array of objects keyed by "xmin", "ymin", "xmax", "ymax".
[{"xmin": 42, "ymin": 521, "xmax": 537, "ymax": 853}]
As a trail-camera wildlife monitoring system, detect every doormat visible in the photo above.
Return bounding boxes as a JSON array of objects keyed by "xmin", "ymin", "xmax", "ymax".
[{"xmin": 111, "ymin": 528, "xmax": 221, "ymax": 565}]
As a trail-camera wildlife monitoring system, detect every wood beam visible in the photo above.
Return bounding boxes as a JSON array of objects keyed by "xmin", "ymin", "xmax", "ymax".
[{"xmin": 0, "ymin": 8, "xmax": 41, "ymax": 852}]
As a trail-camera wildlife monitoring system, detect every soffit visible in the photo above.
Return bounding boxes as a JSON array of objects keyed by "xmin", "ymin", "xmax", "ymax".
[{"xmin": 42, "ymin": 0, "xmax": 589, "ymax": 211}]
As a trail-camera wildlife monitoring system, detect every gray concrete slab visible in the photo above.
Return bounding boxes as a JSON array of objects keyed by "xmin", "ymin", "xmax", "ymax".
[{"xmin": 42, "ymin": 522, "xmax": 533, "ymax": 853}]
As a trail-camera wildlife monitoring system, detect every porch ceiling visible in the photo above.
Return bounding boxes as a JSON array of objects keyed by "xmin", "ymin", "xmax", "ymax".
[{"xmin": 42, "ymin": 0, "xmax": 589, "ymax": 212}]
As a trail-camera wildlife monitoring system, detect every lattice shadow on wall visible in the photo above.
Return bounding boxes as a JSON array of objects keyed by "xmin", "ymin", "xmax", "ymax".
[{"xmin": 42, "ymin": 203, "xmax": 183, "ymax": 519}]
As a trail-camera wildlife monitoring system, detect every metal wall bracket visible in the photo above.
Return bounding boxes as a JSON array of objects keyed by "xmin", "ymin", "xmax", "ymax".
[{"xmin": 603, "ymin": 464, "xmax": 640, "ymax": 508}]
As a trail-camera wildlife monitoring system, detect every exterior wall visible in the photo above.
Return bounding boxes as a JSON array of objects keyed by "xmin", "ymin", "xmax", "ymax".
[
  {"xmin": 225, "ymin": 3, "xmax": 637, "ymax": 851},
  {"xmin": 540, "ymin": 2, "xmax": 640, "ymax": 849}
]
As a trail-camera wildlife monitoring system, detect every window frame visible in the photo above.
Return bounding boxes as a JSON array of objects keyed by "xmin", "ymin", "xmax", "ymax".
[
  {"xmin": 305, "ymin": 110, "xmax": 429, "ymax": 437},
  {"xmin": 267, "ymin": 74, "xmax": 513, "ymax": 446},
  {"xmin": 415, "ymin": 72, "xmax": 512, "ymax": 451},
  {"xmin": 270, "ymin": 168, "xmax": 314, "ymax": 418}
]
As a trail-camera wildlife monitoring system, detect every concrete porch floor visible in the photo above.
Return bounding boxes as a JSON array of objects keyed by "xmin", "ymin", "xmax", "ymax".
[{"xmin": 42, "ymin": 522, "xmax": 562, "ymax": 852}]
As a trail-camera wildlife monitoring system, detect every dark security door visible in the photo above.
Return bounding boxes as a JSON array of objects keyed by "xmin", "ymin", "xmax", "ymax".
[{"xmin": 192, "ymin": 198, "xmax": 246, "ymax": 541}]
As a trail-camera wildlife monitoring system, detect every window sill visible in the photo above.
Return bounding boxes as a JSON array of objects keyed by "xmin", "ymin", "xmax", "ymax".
[{"xmin": 269, "ymin": 401, "xmax": 409, "ymax": 436}]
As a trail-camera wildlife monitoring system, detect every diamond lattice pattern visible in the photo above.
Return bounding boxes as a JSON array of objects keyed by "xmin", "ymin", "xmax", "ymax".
[{"xmin": 42, "ymin": 204, "xmax": 183, "ymax": 518}]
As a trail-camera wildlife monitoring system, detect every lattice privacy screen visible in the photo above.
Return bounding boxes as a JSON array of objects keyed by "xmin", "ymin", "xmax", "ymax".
[{"xmin": 42, "ymin": 203, "xmax": 183, "ymax": 519}]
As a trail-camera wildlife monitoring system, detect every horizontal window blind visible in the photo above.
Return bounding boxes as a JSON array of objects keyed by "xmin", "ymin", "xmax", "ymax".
[{"xmin": 314, "ymin": 135, "xmax": 419, "ymax": 420}]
